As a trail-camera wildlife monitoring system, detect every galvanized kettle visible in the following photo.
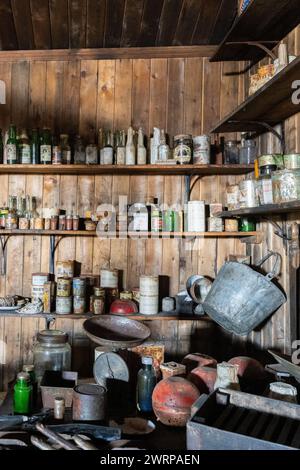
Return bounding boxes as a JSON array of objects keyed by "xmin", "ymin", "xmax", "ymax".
[{"xmin": 203, "ymin": 251, "xmax": 286, "ymax": 336}]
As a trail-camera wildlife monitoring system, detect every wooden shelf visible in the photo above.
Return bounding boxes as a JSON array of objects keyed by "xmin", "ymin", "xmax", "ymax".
[
  {"xmin": 0, "ymin": 311, "xmax": 211, "ymax": 322},
  {"xmin": 216, "ymin": 201, "xmax": 300, "ymax": 218},
  {"xmin": 0, "ymin": 164, "xmax": 253, "ymax": 176},
  {"xmin": 211, "ymin": 56, "xmax": 300, "ymax": 134},
  {"xmin": 0, "ymin": 229, "xmax": 259, "ymax": 239},
  {"xmin": 211, "ymin": 0, "xmax": 300, "ymax": 63}
]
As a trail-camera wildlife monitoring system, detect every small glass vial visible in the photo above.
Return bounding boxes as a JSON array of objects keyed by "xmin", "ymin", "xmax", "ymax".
[{"xmin": 137, "ymin": 356, "xmax": 157, "ymax": 413}]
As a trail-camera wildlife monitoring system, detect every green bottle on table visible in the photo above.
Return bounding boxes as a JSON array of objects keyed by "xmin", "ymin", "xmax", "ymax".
[{"xmin": 13, "ymin": 372, "xmax": 32, "ymax": 415}]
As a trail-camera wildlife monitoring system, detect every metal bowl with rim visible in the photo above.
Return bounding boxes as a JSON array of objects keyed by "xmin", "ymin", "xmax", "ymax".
[{"xmin": 83, "ymin": 315, "xmax": 151, "ymax": 349}]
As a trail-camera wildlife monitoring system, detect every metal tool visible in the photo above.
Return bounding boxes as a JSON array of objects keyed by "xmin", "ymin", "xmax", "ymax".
[
  {"xmin": 36, "ymin": 423, "xmax": 79, "ymax": 450},
  {"xmin": 45, "ymin": 423, "xmax": 121, "ymax": 441},
  {"xmin": 0, "ymin": 410, "xmax": 51, "ymax": 431},
  {"xmin": 31, "ymin": 436, "xmax": 55, "ymax": 450},
  {"xmin": 0, "ymin": 438, "xmax": 27, "ymax": 447},
  {"xmin": 73, "ymin": 435, "xmax": 98, "ymax": 450}
]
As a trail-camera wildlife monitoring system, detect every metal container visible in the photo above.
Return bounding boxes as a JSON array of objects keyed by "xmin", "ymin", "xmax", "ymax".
[
  {"xmin": 73, "ymin": 384, "xmax": 107, "ymax": 421},
  {"xmin": 187, "ymin": 201, "xmax": 206, "ymax": 232},
  {"xmin": 57, "ymin": 277, "xmax": 72, "ymax": 297},
  {"xmin": 203, "ymin": 252, "xmax": 286, "ymax": 336},
  {"xmin": 139, "ymin": 295, "xmax": 159, "ymax": 315},
  {"xmin": 56, "ymin": 260, "xmax": 74, "ymax": 278},
  {"xmin": 152, "ymin": 377, "xmax": 200, "ymax": 427},
  {"xmin": 140, "ymin": 275, "xmax": 159, "ymax": 295},
  {"xmin": 173, "ymin": 134, "xmax": 193, "ymax": 164},
  {"xmin": 272, "ymin": 169, "xmax": 300, "ymax": 203},
  {"xmin": 72, "ymin": 278, "xmax": 86, "ymax": 297},
  {"xmin": 258, "ymin": 154, "xmax": 277, "ymax": 167},
  {"xmin": 100, "ymin": 269, "xmax": 118, "ymax": 288},
  {"xmin": 40, "ymin": 370, "xmax": 78, "ymax": 409},
  {"xmin": 56, "ymin": 296, "xmax": 72, "ymax": 315},
  {"xmin": 284, "ymin": 153, "xmax": 300, "ymax": 170},
  {"xmin": 32, "ymin": 273, "xmax": 50, "ymax": 286},
  {"xmin": 139, "ymin": 275, "xmax": 159, "ymax": 315},
  {"xmin": 226, "ymin": 184, "xmax": 240, "ymax": 210},
  {"xmin": 43, "ymin": 281, "xmax": 55, "ymax": 313},
  {"xmin": 73, "ymin": 296, "xmax": 85, "ymax": 314},
  {"xmin": 193, "ymin": 135, "xmax": 210, "ymax": 164},
  {"xmin": 208, "ymin": 217, "xmax": 223, "ymax": 232},
  {"xmin": 239, "ymin": 179, "xmax": 258, "ymax": 208},
  {"xmin": 31, "ymin": 285, "xmax": 45, "ymax": 301},
  {"xmin": 225, "ymin": 219, "xmax": 239, "ymax": 232},
  {"xmin": 162, "ymin": 297, "xmax": 175, "ymax": 312}
]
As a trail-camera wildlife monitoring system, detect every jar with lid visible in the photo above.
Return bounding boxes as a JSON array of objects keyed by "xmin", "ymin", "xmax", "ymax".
[
  {"xmin": 239, "ymin": 134, "xmax": 257, "ymax": 164},
  {"xmin": 257, "ymin": 173, "xmax": 273, "ymax": 205},
  {"xmin": 33, "ymin": 330, "xmax": 71, "ymax": 384},
  {"xmin": 90, "ymin": 287, "xmax": 105, "ymax": 315},
  {"xmin": 173, "ymin": 134, "xmax": 192, "ymax": 164},
  {"xmin": 224, "ymin": 140, "xmax": 239, "ymax": 164}
]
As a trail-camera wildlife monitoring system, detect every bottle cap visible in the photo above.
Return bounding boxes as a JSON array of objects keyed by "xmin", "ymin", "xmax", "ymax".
[
  {"xmin": 17, "ymin": 372, "xmax": 30, "ymax": 381},
  {"xmin": 142, "ymin": 356, "xmax": 153, "ymax": 366}
]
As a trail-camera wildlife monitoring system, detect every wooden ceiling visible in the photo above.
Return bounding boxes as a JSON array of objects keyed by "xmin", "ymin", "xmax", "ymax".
[{"xmin": 0, "ymin": 0, "xmax": 237, "ymax": 51}]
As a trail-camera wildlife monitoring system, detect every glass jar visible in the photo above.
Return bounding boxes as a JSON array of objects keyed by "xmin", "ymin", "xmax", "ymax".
[
  {"xmin": 173, "ymin": 134, "xmax": 193, "ymax": 164},
  {"xmin": 224, "ymin": 140, "xmax": 239, "ymax": 164},
  {"xmin": 33, "ymin": 330, "xmax": 71, "ymax": 384},
  {"xmin": 239, "ymin": 138, "xmax": 257, "ymax": 164},
  {"xmin": 257, "ymin": 174, "xmax": 274, "ymax": 205}
]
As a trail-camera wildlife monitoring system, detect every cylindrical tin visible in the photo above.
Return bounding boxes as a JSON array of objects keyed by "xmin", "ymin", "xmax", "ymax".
[
  {"xmin": 50, "ymin": 216, "xmax": 58, "ymax": 231},
  {"xmin": 284, "ymin": 153, "xmax": 300, "ymax": 170},
  {"xmin": 208, "ymin": 217, "xmax": 224, "ymax": 232},
  {"xmin": 239, "ymin": 180, "xmax": 258, "ymax": 208},
  {"xmin": 66, "ymin": 215, "xmax": 73, "ymax": 231},
  {"xmin": 258, "ymin": 154, "xmax": 277, "ymax": 167},
  {"xmin": 140, "ymin": 275, "xmax": 159, "ymax": 296},
  {"xmin": 226, "ymin": 184, "xmax": 240, "ymax": 210},
  {"xmin": 34, "ymin": 217, "xmax": 44, "ymax": 230},
  {"xmin": 57, "ymin": 277, "xmax": 72, "ymax": 297},
  {"xmin": 44, "ymin": 218, "xmax": 51, "ymax": 230},
  {"xmin": 19, "ymin": 217, "xmax": 29, "ymax": 230},
  {"xmin": 225, "ymin": 219, "xmax": 239, "ymax": 232},
  {"xmin": 72, "ymin": 384, "xmax": 106, "ymax": 421},
  {"xmin": 174, "ymin": 134, "xmax": 193, "ymax": 164},
  {"xmin": 162, "ymin": 297, "xmax": 175, "ymax": 312},
  {"xmin": 139, "ymin": 294, "xmax": 159, "ymax": 315},
  {"xmin": 91, "ymin": 295, "xmax": 105, "ymax": 315},
  {"xmin": 269, "ymin": 382, "xmax": 297, "ymax": 403},
  {"xmin": 187, "ymin": 201, "xmax": 206, "ymax": 232},
  {"xmin": 56, "ymin": 296, "xmax": 72, "ymax": 315},
  {"xmin": 100, "ymin": 269, "xmax": 118, "ymax": 289},
  {"xmin": 32, "ymin": 273, "xmax": 50, "ymax": 286},
  {"xmin": 58, "ymin": 215, "xmax": 66, "ymax": 231},
  {"xmin": 56, "ymin": 261, "xmax": 74, "ymax": 278},
  {"xmin": 193, "ymin": 135, "xmax": 210, "ymax": 164},
  {"xmin": 73, "ymin": 278, "xmax": 86, "ymax": 297},
  {"xmin": 31, "ymin": 285, "xmax": 45, "ymax": 301},
  {"xmin": 73, "ymin": 296, "xmax": 86, "ymax": 314},
  {"xmin": 43, "ymin": 281, "xmax": 55, "ymax": 313}
]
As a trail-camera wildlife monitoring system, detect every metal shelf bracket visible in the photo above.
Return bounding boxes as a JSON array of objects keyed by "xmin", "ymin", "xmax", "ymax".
[
  {"xmin": 0, "ymin": 235, "xmax": 11, "ymax": 276},
  {"xmin": 49, "ymin": 235, "xmax": 64, "ymax": 274}
]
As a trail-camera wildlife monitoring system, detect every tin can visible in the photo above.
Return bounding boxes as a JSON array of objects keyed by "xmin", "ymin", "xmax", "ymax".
[
  {"xmin": 139, "ymin": 295, "xmax": 159, "ymax": 315},
  {"xmin": 239, "ymin": 180, "xmax": 258, "ymax": 208},
  {"xmin": 43, "ymin": 281, "xmax": 55, "ymax": 313},
  {"xmin": 56, "ymin": 296, "xmax": 72, "ymax": 314},
  {"xmin": 50, "ymin": 216, "xmax": 58, "ymax": 231},
  {"xmin": 193, "ymin": 135, "xmax": 210, "ymax": 164},
  {"xmin": 208, "ymin": 217, "xmax": 224, "ymax": 232},
  {"xmin": 56, "ymin": 261, "xmax": 74, "ymax": 278},
  {"xmin": 162, "ymin": 297, "xmax": 175, "ymax": 312},
  {"xmin": 66, "ymin": 215, "xmax": 73, "ymax": 231},
  {"xmin": 58, "ymin": 215, "xmax": 66, "ymax": 230},
  {"xmin": 32, "ymin": 273, "xmax": 50, "ymax": 286},
  {"xmin": 73, "ymin": 278, "xmax": 86, "ymax": 297},
  {"xmin": 187, "ymin": 201, "xmax": 206, "ymax": 232},
  {"xmin": 19, "ymin": 217, "xmax": 29, "ymax": 230},
  {"xmin": 91, "ymin": 296, "xmax": 105, "ymax": 315},
  {"xmin": 162, "ymin": 210, "xmax": 174, "ymax": 232},
  {"xmin": 73, "ymin": 215, "xmax": 79, "ymax": 231},
  {"xmin": 34, "ymin": 217, "xmax": 44, "ymax": 230},
  {"xmin": 225, "ymin": 219, "xmax": 239, "ymax": 232},
  {"xmin": 173, "ymin": 134, "xmax": 193, "ymax": 164},
  {"xmin": 100, "ymin": 269, "xmax": 118, "ymax": 289},
  {"xmin": 57, "ymin": 277, "xmax": 72, "ymax": 297},
  {"xmin": 139, "ymin": 275, "xmax": 159, "ymax": 315},
  {"xmin": 226, "ymin": 184, "xmax": 240, "ymax": 210},
  {"xmin": 140, "ymin": 275, "xmax": 159, "ymax": 296},
  {"xmin": 31, "ymin": 285, "xmax": 45, "ymax": 301},
  {"xmin": 258, "ymin": 154, "xmax": 277, "ymax": 167},
  {"xmin": 72, "ymin": 384, "xmax": 107, "ymax": 421},
  {"xmin": 284, "ymin": 154, "xmax": 300, "ymax": 170},
  {"xmin": 44, "ymin": 218, "xmax": 51, "ymax": 230},
  {"xmin": 73, "ymin": 296, "xmax": 86, "ymax": 314}
]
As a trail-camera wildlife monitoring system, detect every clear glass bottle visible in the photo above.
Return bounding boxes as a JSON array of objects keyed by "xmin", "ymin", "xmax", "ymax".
[
  {"xmin": 85, "ymin": 130, "xmax": 98, "ymax": 165},
  {"xmin": 52, "ymin": 134, "xmax": 62, "ymax": 165},
  {"xmin": 33, "ymin": 330, "xmax": 71, "ymax": 384},
  {"xmin": 151, "ymin": 198, "xmax": 162, "ymax": 233},
  {"xmin": 6, "ymin": 124, "xmax": 18, "ymax": 164},
  {"xmin": 239, "ymin": 133, "xmax": 257, "ymax": 164},
  {"xmin": 60, "ymin": 134, "xmax": 71, "ymax": 164},
  {"xmin": 74, "ymin": 135, "xmax": 86, "ymax": 164},
  {"xmin": 137, "ymin": 356, "xmax": 156, "ymax": 413},
  {"xmin": 101, "ymin": 131, "xmax": 114, "ymax": 164},
  {"xmin": 19, "ymin": 129, "xmax": 31, "ymax": 164},
  {"xmin": 158, "ymin": 129, "xmax": 170, "ymax": 162},
  {"xmin": 126, "ymin": 127, "xmax": 136, "ymax": 165},
  {"xmin": 224, "ymin": 140, "xmax": 239, "ymax": 164},
  {"xmin": 137, "ymin": 128, "xmax": 147, "ymax": 165},
  {"xmin": 40, "ymin": 128, "xmax": 52, "ymax": 164},
  {"xmin": 116, "ymin": 130, "xmax": 126, "ymax": 165}
]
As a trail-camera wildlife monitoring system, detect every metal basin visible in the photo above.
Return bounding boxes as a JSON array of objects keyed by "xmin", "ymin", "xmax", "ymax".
[{"xmin": 83, "ymin": 315, "xmax": 151, "ymax": 348}]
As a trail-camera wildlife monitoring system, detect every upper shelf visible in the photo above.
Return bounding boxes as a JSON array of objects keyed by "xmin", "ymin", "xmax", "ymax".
[
  {"xmin": 216, "ymin": 201, "xmax": 300, "ymax": 218},
  {"xmin": 0, "ymin": 164, "xmax": 253, "ymax": 176},
  {"xmin": 211, "ymin": 56, "xmax": 300, "ymax": 134},
  {"xmin": 211, "ymin": 0, "xmax": 300, "ymax": 63}
]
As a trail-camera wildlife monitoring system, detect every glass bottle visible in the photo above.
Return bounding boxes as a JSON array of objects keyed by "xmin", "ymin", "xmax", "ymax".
[
  {"xmin": 137, "ymin": 128, "xmax": 147, "ymax": 165},
  {"xmin": 101, "ymin": 131, "xmax": 114, "ymax": 165},
  {"xmin": 31, "ymin": 129, "xmax": 40, "ymax": 164},
  {"xmin": 137, "ymin": 356, "xmax": 156, "ymax": 413},
  {"xmin": 126, "ymin": 126, "xmax": 136, "ymax": 165},
  {"xmin": 60, "ymin": 134, "xmax": 71, "ymax": 164},
  {"xmin": 86, "ymin": 130, "xmax": 98, "ymax": 165},
  {"xmin": 6, "ymin": 125, "xmax": 18, "ymax": 164},
  {"xmin": 23, "ymin": 365, "xmax": 37, "ymax": 407},
  {"xmin": 52, "ymin": 134, "xmax": 62, "ymax": 165},
  {"xmin": 0, "ymin": 129, "xmax": 3, "ymax": 164},
  {"xmin": 13, "ymin": 372, "xmax": 32, "ymax": 415},
  {"xmin": 151, "ymin": 198, "xmax": 162, "ymax": 233},
  {"xmin": 6, "ymin": 195, "xmax": 18, "ymax": 229},
  {"xmin": 158, "ymin": 129, "xmax": 170, "ymax": 162},
  {"xmin": 19, "ymin": 129, "xmax": 31, "ymax": 164},
  {"xmin": 74, "ymin": 135, "xmax": 86, "ymax": 164},
  {"xmin": 239, "ymin": 133, "xmax": 257, "ymax": 164},
  {"xmin": 116, "ymin": 130, "xmax": 126, "ymax": 165},
  {"xmin": 224, "ymin": 140, "xmax": 239, "ymax": 164},
  {"xmin": 40, "ymin": 128, "xmax": 52, "ymax": 164}
]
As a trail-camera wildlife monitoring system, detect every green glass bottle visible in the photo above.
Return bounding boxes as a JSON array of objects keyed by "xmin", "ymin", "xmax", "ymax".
[
  {"xmin": 40, "ymin": 128, "xmax": 52, "ymax": 164},
  {"xmin": 13, "ymin": 372, "xmax": 32, "ymax": 415},
  {"xmin": 137, "ymin": 356, "xmax": 156, "ymax": 413},
  {"xmin": 31, "ymin": 129, "xmax": 40, "ymax": 164},
  {"xmin": 0, "ymin": 129, "xmax": 3, "ymax": 164},
  {"xmin": 6, "ymin": 125, "xmax": 18, "ymax": 164},
  {"xmin": 23, "ymin": 365, "xmax": 37, "ymax": 408}
]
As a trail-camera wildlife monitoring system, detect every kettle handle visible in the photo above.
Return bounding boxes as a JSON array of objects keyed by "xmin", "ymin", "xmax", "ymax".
[{"xmin": 255, "ymin": 251, "xmax": 282, "ymax": 280}]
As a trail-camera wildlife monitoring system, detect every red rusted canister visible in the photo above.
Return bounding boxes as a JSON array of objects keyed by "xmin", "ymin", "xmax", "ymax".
[
  {"xmin": 152, "ymin": 377, "xmax": 200, "ymax": 427},
  {"xmin": 182, "ymin": 353, "xmax": 217, "ymax": 374},
  {"xmin": 228, "ymin": 356, "xmax": 265, "ymax": 380},
  {"xmin": 188, "ymin": 366, "xmax": 217, "ymax": 394}
]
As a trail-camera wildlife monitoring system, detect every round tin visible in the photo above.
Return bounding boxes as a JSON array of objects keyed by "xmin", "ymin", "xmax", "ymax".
[
  {"xmin": 56, "ymin": 260, "xmax": 74, "ymax": 278},
  {"xmin": 73, "ymin": 296, "xmax": 86, "ymax": 314},
  {"xmin": 100, "ymin": 269, "xmax": 118, "ymax": 289},
  {"xmin": 173, "ymin": 134, "xmax": 193, "ymax": 164},
  {"xmin": 258, "ymin": 154, "xmax": 276, "ymax": 167},
  {"xmin": 193, "ymin": 135, "xmax": 210, "ymax": 164},
  {"xmin": 73, "ymin": 278, "xmax": 86, "ymax": 297},
  {"xmin": 73, "ymin": 384, "xmax": 107, "ymax": 421},
  {"xmin": 284, "ymin": 153, "xmax": 300, "ymax": 170},
  {"xmin": 225, "ymin": 219, "xmax": 239, "ymax": 232},
  {"xmin": 162, "ymin": 297, "xmax": 175, "ymax": 312},
  {"xmin": 239, "ymin": 180, "xmax": 258, "ymax": 208},
  {"xmin": 56, "ymin": 296, "xmax": 72, "ymax": 314},
  {"xmin": 57, "ymin": 277, "xmax": 72, "ymax": 297},
  {"xmin": 139, "ymin": 294, "xmax": 159, "ymax": 315},
  {"xmin": 140, "ymin": 275, "xmax": 159, "ymax": 296}
]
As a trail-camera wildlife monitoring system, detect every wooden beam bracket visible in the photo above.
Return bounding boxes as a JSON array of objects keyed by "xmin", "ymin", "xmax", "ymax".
[{"xmin": 225, "ymin": 41, "xmax": 277, "ymax": 62}]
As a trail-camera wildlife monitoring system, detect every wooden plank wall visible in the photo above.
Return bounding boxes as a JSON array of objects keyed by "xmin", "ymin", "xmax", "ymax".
[{"xmin": 0, "ymin": 54, "xmax": 292, "ymax": 389}]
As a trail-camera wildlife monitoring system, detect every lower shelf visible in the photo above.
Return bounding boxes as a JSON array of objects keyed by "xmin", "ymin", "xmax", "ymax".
[{"xmin": 0, "ymin": 311, "xmax": 211, "ymax": 321}]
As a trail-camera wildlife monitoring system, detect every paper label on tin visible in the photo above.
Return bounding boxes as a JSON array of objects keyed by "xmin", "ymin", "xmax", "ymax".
[{"xmin": 41, "ymin": 145, "xmax": 52, "ymax": 163}]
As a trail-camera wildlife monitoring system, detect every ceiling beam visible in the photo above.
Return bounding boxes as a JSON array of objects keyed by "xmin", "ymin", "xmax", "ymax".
[{"xmin": 0, "ymin": 45, "xmax": 218, "ymax": 61}]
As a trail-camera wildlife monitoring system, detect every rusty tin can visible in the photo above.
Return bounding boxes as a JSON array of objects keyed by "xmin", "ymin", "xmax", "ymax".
[
  {"xmin": 57, "ymin": 277, "xmax": 72, "ymax": 297},
  {"xmin": 72, "ymin": 384, "xmax": 107, "ymax": 421},
  {"xmin": 73, "ymin": 296, "xmax": 86, "ymax": 314},
  {"xmin": 73, "ymin": 278, "xmax": 86, "ymax": 297},
  {"xmin": 56, "ymin": 296, "xmax": 72, "ymax": 315}
]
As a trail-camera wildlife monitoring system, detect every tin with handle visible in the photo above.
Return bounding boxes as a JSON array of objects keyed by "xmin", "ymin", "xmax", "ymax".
[{"xmin": 203, "ymin": 251, "xmax": 286, "ymax": 336}]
